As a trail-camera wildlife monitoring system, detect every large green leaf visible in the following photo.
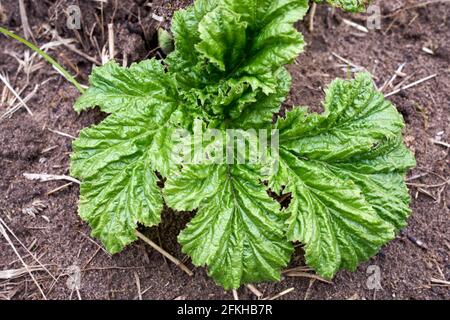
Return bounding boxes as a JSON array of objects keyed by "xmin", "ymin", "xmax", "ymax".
[
  {"xmin": 164, "ymin": 163, "xmax": 293, "ymax": 289},
  {"xmin": 279, "ymin": 74, "xmax": 406, "ymax": 161},
  {"xmin": 270, "ymin": 73, "xmax": 415, "ymax": 278},
  {"xmin": 75, "ymin": 158, "xmax": 163, "ymax": 254},
  {"xmin": 71, "ymin": 104, "xmax": 178, "ymax": 253},
  {"xmin": 74, "ymin": 60, "xmax": 177, "ymax": 114}
]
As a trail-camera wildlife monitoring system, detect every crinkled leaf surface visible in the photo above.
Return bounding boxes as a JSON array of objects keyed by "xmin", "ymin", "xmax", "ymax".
[
  {"xmin": 195, "ymin": 6, "xmax": 247, "ymax": 72},
  {"xmin": 74, "ymin": 60, "xmax": 177, "ymax": 114},
  {"xmin": 222, "ymin": 0, "xmax": 308, "ymax": 82},
  {"xmin": 168, "ymin": 0, "xmax": 308, "ymax": 122},
  {"xmin": 71, "ymin": 96, "xmax": 179, "ymax": 253},
  {"xmin": 169, "ymin": 0, "xmax": 308, "ymax": 82},
  {"xmin": 164, "ymin": 163, "xmax": 293, "ymax": 289},
  {"xmin": 183, "ymin": 67, "xmax": 291, "ymax": 128},
  {"xmin": 270, "ymin": 73, "xmax": 415, "ymax": 278},
  {"xmin": 70, "ymin": 0, "xmax": 416, "ymax": 290},
  {"xmin": 229, "ymin": 67, "xmax": 291, "ymax": 129},
  {"xmin": 157, "ymin": 28, "xmax": 174, "ymax": 55}
]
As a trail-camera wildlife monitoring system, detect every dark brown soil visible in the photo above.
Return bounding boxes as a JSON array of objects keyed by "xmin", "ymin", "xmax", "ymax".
[{"xmin": 0, "ymin": 0, "xmax": 449, "ymax": 300}]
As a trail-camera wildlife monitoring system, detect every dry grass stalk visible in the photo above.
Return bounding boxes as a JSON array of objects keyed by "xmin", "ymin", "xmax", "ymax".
[
  {"xmin": 135, "ymin": 231, "xmax": 194, "ymax": 276},
  {"xmin": 430, "ymin": 138, "xmax": 450, "ymax": 148},
  {"xmin": 430, "ymin": 278, "xmax": 450, "ymax": 286},
  {"xmin": 406, "ymin": 179, "xmax": 450, "ymax": 188},
  {"xmin": 77, "ymin": 231, "xmax": 111, "ymax": 256},
  {"xmin": 23, "ymin": 173, "xmax": 81, "ymax": 184},
  {"xmin": 0, "ymin": 220, "xmax": 47, "ymax": 299},
  {"xmin": 0, "ymin": 73, "xmax": 33, "ymax": 115},
  {"xmin": 246, "ymin": 284, "xmax": 263, "ymax": 298},
  {"xmin": 380, "ymin": 62, "xmax": 406, "ymax": 92},
  {"xmin": 18, "ymin": 0, "xmax": 33, "ymax": 40},
  {"xmin": 134, "ymin": 272, "xmax": 142, "ymax": 300},
  {"xmin": 264, "ymin": 287, "xmax": 295, "ymax": 300},
  {"xmin": 47, "ymin": 182, "xmax": 73, "ymax": 196},
  {"xmin": 342, "ymin": 18, "xmax": 369, "ymax": 33},
  {"xmin": 309, "ymin": 2, "xmax": 317, "ymax": 32},
  {"xmin": 283, "ymin": 266, "xmax": 313, "ymax": 273},
  {"xmin": 63, "ymin": 42, "xmax": 101, "ymax": 65},
  {"xmin": 1, "ymin": 84, "xmax": 39, "ymax": 120},
  {"xmin": 48, "ymin": 128, "xmax": 76, "ymax": 139},
  {"xmin": 0, "ymin": 266, "xmax": 45, "ymax": 280},
  {"xmin": 384, "ymin": 74, "xmax": 438, "ymax": 98},
  {"xmin": 0, "ymin": 216, "xmax": 56, "ymax": 281},
  {"xmin": 331, "ymin": 52, "xmax": 366, "ymax": 73},
  {"xmin": 108, "ymin": 23, "xmax": 115, "ymax": 60},
  {"xmin": 284, "ymin": 271, "xmax": 333, "ymax": 284}
]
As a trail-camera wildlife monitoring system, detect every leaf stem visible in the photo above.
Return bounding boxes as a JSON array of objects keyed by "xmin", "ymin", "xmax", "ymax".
[{"xmin": 0, "ymin": 27, "xmax": 85, "ymax": 93}]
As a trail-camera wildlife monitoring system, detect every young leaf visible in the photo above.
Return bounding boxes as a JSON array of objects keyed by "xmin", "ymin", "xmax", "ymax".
[
  {"xmin": 169, "ymin": 0, "xmax": 219, "ymax": 67},
  {"xmin": 271, "ymin": 73, "xmax": 415, "ymax": 278},
  {"xmin": 164, "ymin": 163, "xmax": 293, "ymax": 289},
  {"xmin": 195, "ymin": 6, "xmax": 247, "ymax": 72},
  {"xmin": 157, "ymin": 28, "xmax": 174, "ymax": 55},
  {"xmin": 229, "ymin": 67, "xmax": 291, "ymax": 129},
  {"xmin": 167, "ymin": 1, "xmax": 308, "ymax": 127},
  {"xmin": 165, "ymin": 0, "xmax": 220, "ymax": 88},
  {"xmin": 224, "ymin": 0, "xmax": 308, "ymax": 83},
  {"xmin": 168, "ymin": 0, "xmax": 308, "ymax": 95},
  {"xmin": 182, "ymin": 67, "xmax": 291, "ymax": 128}
]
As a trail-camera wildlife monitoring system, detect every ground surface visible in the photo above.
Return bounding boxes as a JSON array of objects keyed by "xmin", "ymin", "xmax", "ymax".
[{"xmin": 0, "ymin": 0, "xmax": 449, "ymax": 300}]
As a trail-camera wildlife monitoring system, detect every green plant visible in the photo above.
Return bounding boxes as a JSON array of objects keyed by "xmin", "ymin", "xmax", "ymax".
[
  {"xmin": 70, "ymin": 0, "xmax": 415, "ymax": 289},
  {"xmin": 0, "ymin": 27, "xmax": 84, "ymax": 93}
]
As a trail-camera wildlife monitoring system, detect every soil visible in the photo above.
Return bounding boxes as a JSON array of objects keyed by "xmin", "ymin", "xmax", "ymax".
[{"xmin": 0, "ymin": 0, "xmax": 449, "ymax": 300}]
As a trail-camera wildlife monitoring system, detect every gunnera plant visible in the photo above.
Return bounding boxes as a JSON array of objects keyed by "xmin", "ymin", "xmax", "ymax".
[{"xmin": 68, "ymin": 0, "xmax": 415, "ymax": 289}]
